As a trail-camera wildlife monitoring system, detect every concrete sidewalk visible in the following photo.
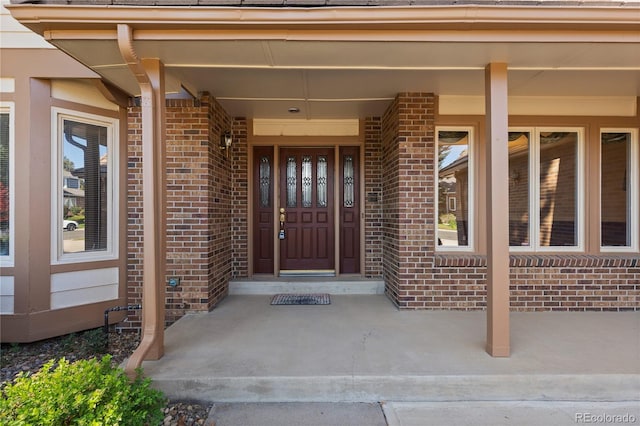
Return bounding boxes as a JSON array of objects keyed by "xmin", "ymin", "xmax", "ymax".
[
  {"xmin": 203, "ymin": 401, "xmax": 640, "ymax": 426},
  {"xmin": 382, "ymin": 401, "xmax": 640, "ymax": 426},
  {"xmin": 143, "ymin": 294, "xmax": 639, "ymax": 406}
]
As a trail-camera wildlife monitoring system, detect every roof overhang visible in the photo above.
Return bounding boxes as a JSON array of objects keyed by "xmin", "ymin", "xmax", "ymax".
[{"xmin": 7, "ymin": 4, "xmax": 640, "ymax": 119}]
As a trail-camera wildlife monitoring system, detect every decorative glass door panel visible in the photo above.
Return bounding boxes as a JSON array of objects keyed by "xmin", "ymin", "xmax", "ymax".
[
  {"xmin": 253, "ymin": 146, "xmax": 274, "ymax": 274},
  {"xmin": 339, "ymin": 147, "xmax": 360, "ymax": 273},
  {"xmin": 279, "ymin": 148, "xmax": 335, "ymax": 271}
]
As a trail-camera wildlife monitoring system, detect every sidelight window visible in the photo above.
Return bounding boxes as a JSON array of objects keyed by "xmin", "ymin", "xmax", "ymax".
[{"xmin": 436, "ymin": 127, "xmax": 474, "ymax": 250}]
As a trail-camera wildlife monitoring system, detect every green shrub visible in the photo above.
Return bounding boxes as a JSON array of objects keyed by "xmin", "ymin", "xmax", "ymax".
[
  {"xmin": 439, "ymin": 213, "xmax": 457, "ymax": 229},
  {"xmin": 70, "ymin": 206, "xmax": 84, "ymax": 216},
  {"xmin": 0, "ymin": 355, "xmax": 166, "ymax": 426}
]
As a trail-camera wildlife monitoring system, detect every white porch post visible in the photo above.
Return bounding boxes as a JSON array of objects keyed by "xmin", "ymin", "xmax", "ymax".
[
  {"xmin": 485, "ymin": 62, "xmax": 511, "ymax": 357},
  {"xmin": 118, "ymin": 24, "xmax": 167, "ymax": 377}
]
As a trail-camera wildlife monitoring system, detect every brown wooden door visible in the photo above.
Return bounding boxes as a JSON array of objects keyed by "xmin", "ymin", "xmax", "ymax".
[{"xmin": 279, "ymin": 148, "xmax": 335, "ymax": 271}]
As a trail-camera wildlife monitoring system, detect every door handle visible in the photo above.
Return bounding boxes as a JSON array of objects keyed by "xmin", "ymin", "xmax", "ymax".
[{"xmin": 279, "ymin": 208, "xmax": 286, "ymax": 240}]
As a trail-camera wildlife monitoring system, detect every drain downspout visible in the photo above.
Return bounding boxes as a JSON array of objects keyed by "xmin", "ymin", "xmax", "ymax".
[{"xmin": 117, "ymin": 24, "xmax": 167, "ymax": 379}]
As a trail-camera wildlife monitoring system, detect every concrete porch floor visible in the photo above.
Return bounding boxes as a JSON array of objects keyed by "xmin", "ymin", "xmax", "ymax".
[{"xmin": 141, "ymin": 295, "xmax": 640, "ymax": 404}]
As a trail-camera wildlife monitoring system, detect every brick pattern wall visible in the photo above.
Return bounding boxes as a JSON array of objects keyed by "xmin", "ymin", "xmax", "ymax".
[
  {"xmin": 364, "ymin": 117, "xmax": 383, "ymax": 278},
  {"xmin": 434, "ymin": 255, "xmax": 639, "ymax": 311},
  {"xmin": 125, "ymin": 104, "xmax": 143, "ymax": 330},
  {"xmin": 124, "ymin": 94, "xmax": 232, "ymax": 329},
  {"xmin": 381, "ymin": 96, "xmax": 401, "ymax": 302},
  {"xmin": 165, "ymin": 98, "xmax": 211, "ymax": 324},
  {"xmin": 381, "ymin": 93, "xmax": 437, "ymax": 307},
  {"xmin": 231, "ymin": 118, "xmax": 249, "ymax": 278},
  {"xmin": 380, "ymin": 94, "xmax": 638, "ymax": 312},
  {"xmin": 206, "ymin": 95, "xmax": 233, "ymax": 309}
]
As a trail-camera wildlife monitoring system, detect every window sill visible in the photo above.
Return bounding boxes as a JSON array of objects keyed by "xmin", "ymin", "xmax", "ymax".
[{"xmin": 435, "ymin": 253, "xmax": 639, "ymax": 268}]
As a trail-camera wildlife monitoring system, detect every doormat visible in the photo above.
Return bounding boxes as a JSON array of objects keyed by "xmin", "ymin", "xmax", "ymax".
[{"xmin": 270, "ymin": 294, "xmax": 331, "ymax": 305}]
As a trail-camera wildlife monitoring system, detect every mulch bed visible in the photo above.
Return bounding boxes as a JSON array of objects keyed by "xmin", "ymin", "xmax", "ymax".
[{"xmin": 1, "ymin": 328, "xmax": 212, "ymax": 426}]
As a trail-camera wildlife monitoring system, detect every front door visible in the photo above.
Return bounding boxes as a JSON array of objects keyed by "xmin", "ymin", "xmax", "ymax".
[
  {"xmin": 252, "ymin": 146, "xmax": 360, "ymax": 275},
  {"xmin": 279, "ymin": 148, "xmax": 335, "ymax": 272}
]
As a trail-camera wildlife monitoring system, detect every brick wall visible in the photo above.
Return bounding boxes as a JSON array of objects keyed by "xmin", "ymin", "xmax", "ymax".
[
  {"xmin": 381, "ymin": 96, "xmax": 401, "ymax": 302},
  {"xmin": 206, "ymin": 95, "xmax": 233, "ymax": 310},
  {"xmin": 380, "ymin": 93, "xmax": 639, "ymax": 312},
  {"xmin": 125, "ymin": 103, "xmax": 143, "ymax": 329},
  {"xmin": 231, "ymin": 118, "xmax": 249, "ymax": 278},
  {"xmin": 434, "ymin": 255, "xmax": 639, "ymax": 311},
  {"xmin": 381, "ymin": 93, "xmax": 437, "ymax": 307},
  {"xmin": 124, "ymin": 94, "xmax": 232, "ymax": 329},
  {"xmin": 364, "ymin": 117, "xmax": 383, "ymax": 278}
]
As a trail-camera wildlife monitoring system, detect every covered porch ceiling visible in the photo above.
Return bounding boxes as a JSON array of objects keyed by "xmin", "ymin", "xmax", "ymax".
[{"xmin": 8, "ymin": 4, "xmax": 640, "ymax": 119}]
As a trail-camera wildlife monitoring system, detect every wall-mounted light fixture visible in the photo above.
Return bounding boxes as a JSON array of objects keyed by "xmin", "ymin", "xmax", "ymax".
[{"xmin": 220, "ymin": 130, "xmax": 232, "ymax": 158}]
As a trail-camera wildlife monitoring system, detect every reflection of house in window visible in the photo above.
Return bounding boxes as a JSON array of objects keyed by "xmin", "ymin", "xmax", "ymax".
[
  {"xmin": 63, "ymin": 119, "xmax": 109, "ymax": 253},
  {"xmin": 63, "ymin": 169, "xmax": 85, "ymax": 209},
  {"xmin": 438, "ymin": 155, "xmax": 468, "ymax": 246},
  {"xmin": 438, "ymin": 129, "xmax": 470, "ymax": 248},
  {"xmin": 508, "ymin": 132, "xmax": 530, "ymax": 247},
  {"xmin": 601, "ymin": 132, "xmax": 632, "ymax": 247},
  {"xmin": 538, "ymin": 132, "xmax": 579, "ymax": 247},
  {"xmin": 447, "ymin": 196, "xmax": 456, "ymax": 212}
]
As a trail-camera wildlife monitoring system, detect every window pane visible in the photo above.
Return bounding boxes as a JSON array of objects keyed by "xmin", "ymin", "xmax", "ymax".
[
  {"xmin": 438, "ymin": 130, "xmax": 470, "ymax": 247},
  {"xmin": 317, "ymin": 156, "xmax": 327, "ymax": 207},
  {"xmin": 539, "ymin": 131, "xmax": 578, "ymax": 247},
  {"xmin": 302, "ymin": 155, "xmax": 312, "ymax": 208},
  {"xmin": 259, "ymin": 156, "xmax": 271, "ymax": 208},
  {"xmin": 508, "ymin": 132, "xmax": 530, "ymax": 246},
  {"xmin": 343, "ymin": 155, "xmax": 354, "ymax": 208},
  {"xmin": 601, "ymin": 132, "xmax": 631, "ymax": 247},
  {"xmin": 0, "ymin": 113, "xmax": 9, "ymax": 256},
  {"xmin": 62, "ymin": 120, "xmax": 109, "ymax": 253},
  {"xmin": 286, "ymin": 156, "xmax": 297, "ymax": 208}
]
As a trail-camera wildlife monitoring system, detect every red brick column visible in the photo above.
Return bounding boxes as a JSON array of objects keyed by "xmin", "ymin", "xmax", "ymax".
[
  {"xmin": 231, "ymin": 118, "xmax": 249, "ymax": 278},
  {"xmin": 126, "ymin": 94, "xmax": 232, "ymax": 329},
  {"xmin": 364, "ymin": 117, "xmax": 383, "ymax": 278},
  {"xmin": 125, "ymin": 104, "xmax": 143, "ymax": 330},
  {"xmin": 382, "ymin": 93, "xmax": 437, "ymax": 308}
]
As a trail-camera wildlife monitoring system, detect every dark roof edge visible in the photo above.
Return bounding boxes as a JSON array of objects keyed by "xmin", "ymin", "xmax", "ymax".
[{"xmin": 9, "ymin": 0, "xmax": 640, "ymax": 7}]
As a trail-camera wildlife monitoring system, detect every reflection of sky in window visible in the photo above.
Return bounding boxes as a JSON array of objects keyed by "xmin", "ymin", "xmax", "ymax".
[
  {"xmin": 64, "ymin": 135, "xmax": 85, "ymax": 169},
  {"xmin": 64, "ymin": 135, "xmax": 107, "ymax": 170},
  {"xmin": 440, "ymin": 145, "xmax": 467, "ymax": 168}
]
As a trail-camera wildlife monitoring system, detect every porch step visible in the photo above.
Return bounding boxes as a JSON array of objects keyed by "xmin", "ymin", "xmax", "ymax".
[
  {"xmin": 142, "ymin": 296, "xmax": 640, "ymax": 405},
  {"xmin": 229, "ymin": 279, "xmax": 385, "ymax": 295},
  {"xmin": 150, "ymin": 373, "xmax": 640, "ymax": 404}
]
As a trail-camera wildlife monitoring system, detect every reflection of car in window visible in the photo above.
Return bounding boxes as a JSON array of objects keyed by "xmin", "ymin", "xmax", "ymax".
[{"xmin": 63, "ymin": 219, "xmax": 78, "ymax": 231}]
